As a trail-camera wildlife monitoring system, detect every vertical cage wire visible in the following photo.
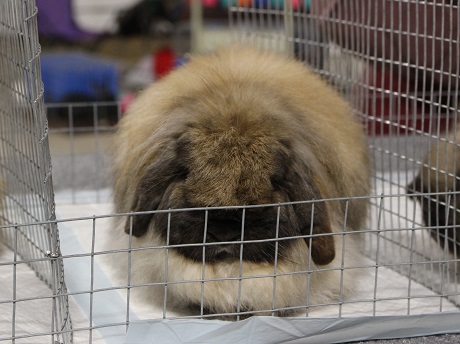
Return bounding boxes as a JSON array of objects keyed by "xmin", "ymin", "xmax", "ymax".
[
  {"xmin": 0, "ymin": 0, "xmax": 72, "ymax": 342},
  {"xmin": 228, "ymin": 0, "xmax": 298, "ymax": 52}
]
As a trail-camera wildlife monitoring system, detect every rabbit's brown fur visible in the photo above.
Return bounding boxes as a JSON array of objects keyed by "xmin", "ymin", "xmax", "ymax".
[{"xmin": 109, "ymin": 46, "xmax": 371, "ymax": 315}]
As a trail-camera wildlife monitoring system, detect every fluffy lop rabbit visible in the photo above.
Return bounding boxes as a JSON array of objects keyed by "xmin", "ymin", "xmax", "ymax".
[
  {"xmin": 110, "ymin": 46, "xmax": 371, "ymax": 316},
  {"xmin": 408, "ymin": 128, "xmax": 460, "ymax": 254}
]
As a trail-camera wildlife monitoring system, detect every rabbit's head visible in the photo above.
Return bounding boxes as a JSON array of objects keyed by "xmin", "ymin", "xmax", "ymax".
[{"xmin": 123, "ymin": 98, "xmax": 336, "ymax": 266}]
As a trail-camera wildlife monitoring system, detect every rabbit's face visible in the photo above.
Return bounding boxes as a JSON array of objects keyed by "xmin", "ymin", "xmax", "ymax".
[{"xmin": 125, "ymin": 111, "xmax": 336, "ymax": 266}]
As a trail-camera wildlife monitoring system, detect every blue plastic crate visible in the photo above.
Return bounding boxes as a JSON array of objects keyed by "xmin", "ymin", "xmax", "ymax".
[{"xmin": 40, "ymin": 52, "xmax": 118, "ymax": 103}]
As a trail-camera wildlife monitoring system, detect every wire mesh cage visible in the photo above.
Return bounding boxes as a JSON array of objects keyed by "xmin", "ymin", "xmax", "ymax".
[
  {"xmin": 0, "ymin": 0, "xmax": 72, "ymax": 342},
  {"xmin": 0, "ymin": 0, "xmax": 460, "ymax": 343}
]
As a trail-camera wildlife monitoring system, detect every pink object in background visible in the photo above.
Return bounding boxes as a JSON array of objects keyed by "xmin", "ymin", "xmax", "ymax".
[
  {"xmin": 202, "ymin": 0, "xmax": 218, "ymax": 7},
  {"xmin": 121, "ymin": 92, "xmax": 136, "ymax": 114}
]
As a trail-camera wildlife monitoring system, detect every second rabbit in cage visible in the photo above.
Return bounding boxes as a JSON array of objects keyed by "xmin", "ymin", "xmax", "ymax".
[
  {"xmin": 107, "ymin": 46, "xmax": 371, "ymax": 316},
  {"xmin": 408, "ymin": 128, "xmax": 460, "ymax": 255}
]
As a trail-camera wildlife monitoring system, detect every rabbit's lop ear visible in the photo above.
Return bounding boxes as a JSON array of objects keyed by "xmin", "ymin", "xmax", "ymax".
[
  {"xmin": 298, "ymin": 200, "xmax": 336, "ymax": 266},
  {"xmin": 279, "ymin": 156, "xmax": 336, "ymax": 266},
  {"xmin": 290, "ymin": 174, "xmax": 335, "ymax": 266},
  {"xmin": 125, "ymin": 149, "xmax": 188, "ymax": 237}
]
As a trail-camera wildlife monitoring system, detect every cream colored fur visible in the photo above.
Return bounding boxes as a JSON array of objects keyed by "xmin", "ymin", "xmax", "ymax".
[{"xmin": 109, "ymin": 220, "xmax": 363, "ymax": 315}]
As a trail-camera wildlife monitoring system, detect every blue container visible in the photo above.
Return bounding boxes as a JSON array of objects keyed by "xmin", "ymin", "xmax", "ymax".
[{"xmin": 40, "ymin": 53, "xmax": 118, "ymax": 103}]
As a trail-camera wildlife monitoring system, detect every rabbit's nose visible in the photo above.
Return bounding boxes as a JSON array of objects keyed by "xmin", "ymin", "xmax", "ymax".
[{"xmin": 206, "ymin": 220, "xmax": 242, "ymax": 243}]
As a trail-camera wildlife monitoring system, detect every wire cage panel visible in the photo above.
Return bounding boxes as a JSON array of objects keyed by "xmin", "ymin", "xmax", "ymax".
[
  {"xmin": 0, "ymin": 0, "xmax": 460, "ymax": 343},
  {"xmin": 0, "ymin": 0, "xmax": 71, "ymax": 342},
  {"xmin": 53, "ymin": 197, "xmax": 459, "ymax": 342},
  {"xmin": 229, "ymin": 0, "xmax": 459, "ymax": 283},
  {"xmin": 49, "ymin": 0, "xmax": 460, "ymax": 342}
]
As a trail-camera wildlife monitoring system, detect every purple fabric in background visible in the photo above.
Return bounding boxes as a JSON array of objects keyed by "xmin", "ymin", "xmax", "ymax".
[{"xmin": 36, "ymin": 0, "xmax": 100, "ymax": 42}]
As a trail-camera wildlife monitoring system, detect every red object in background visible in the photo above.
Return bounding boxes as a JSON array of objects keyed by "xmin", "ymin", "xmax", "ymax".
[
  {"xmin": 202, "ymin": 0, "xmax": 218, "ymax": 6},
  {"xmin": 188, "ymin": 0, "xmax": 219, "ymax": 7},
  {"xmin": 153, "ymin": 46, "xmax": 175, "ymax": 79},
  {"xmin": 238, "ymin": 0, "xmax": 252, "ymax": 6},
  {"xmin": 121, "ymin": 92, "xmax": 136, "ymax": 114}
]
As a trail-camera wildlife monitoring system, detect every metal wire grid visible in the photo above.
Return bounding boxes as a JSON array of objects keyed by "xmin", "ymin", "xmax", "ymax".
[
  {"xmin": 42, "ymin": 203, "xmax": 362, "ymax": 329},
  {"xmin": 34, "ymin": 194, "xmax": 458, "ymax": 341},
  {"xmin": 46, "ymin": 101, "xmax": 119, "ymax": 203},
  {"xmin": 229, "ymin": 0, "xmax": 459, "ymax": 274},
  {"xmin": 0, "ymin": 0, "xmax": 459, "ymax": 342},
  {"xmin": 0, "ymin": 0, "xmax": 71, "ymax": 342},
  {"xmin": 34, "ymin": 1, "xmax": 458, "ymax": 339},
  {"xmin": 228, "ymin": 1, "xmax": 300, "ymax": 53},
  {"xmin": 42, "ymin": 100, "xmax": 459, "ymax": 334}
]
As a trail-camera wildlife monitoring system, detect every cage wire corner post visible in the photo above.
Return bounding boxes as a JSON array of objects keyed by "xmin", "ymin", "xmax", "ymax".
[{"xmin": 0, "ymin": 0, "xmax": 72, "ymax": 342}]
